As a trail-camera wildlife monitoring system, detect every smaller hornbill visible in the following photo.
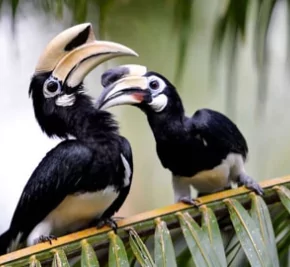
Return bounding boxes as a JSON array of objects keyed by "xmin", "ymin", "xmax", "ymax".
[
  {"xmin": 0, "ymin": 24, "xmax": 137, "ymax": 254},
  {"xmin": 96, "ymin": 64, "xmax": 263, "ymax": 205}
]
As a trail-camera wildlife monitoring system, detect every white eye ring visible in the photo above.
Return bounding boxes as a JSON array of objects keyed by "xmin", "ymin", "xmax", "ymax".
[
  {"xmin": 43, "ymin": 77, "xmax": 61, "ymax": 98},
  {"xmin": 147, "ymin": 76, "xmax": 166, "ymax": 95}
]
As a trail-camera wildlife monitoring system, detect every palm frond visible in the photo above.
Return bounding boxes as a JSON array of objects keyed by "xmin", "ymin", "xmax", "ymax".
[
  {"xmin": 211, "ymin": 0, "xmax": 249, "ymax": 119},
  {"xmin": 0, "ymin": 176, "xmax": 289, "ymax": 267},
  {"xmin": 172, "ymin": 0, "xmax": 193, "ymax": 87},
  {"xmin": 154, "ymin": 218, "xmax": 177, "ymax": 267},
  {"xmin": 254, "ymin": 0, "xmax": 277, "ymax": 120}
]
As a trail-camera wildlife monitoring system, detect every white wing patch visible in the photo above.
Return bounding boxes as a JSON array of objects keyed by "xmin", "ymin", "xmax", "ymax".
[{"xmin": 120, "ymin": 154, "xmax": 131, "ymax": 187}]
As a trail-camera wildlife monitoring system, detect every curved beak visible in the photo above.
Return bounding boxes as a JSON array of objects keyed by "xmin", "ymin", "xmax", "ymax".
[
  {"xmin": 52, "ymin": 41, "xmax": 138, "ymax": 88},
  {"xmin": 96, "ymin": 64, "xmax": 150, "ymax": 110},
  {"xmin": 33, "ymin": 22, "xmax": 138, "ymax": 90}
]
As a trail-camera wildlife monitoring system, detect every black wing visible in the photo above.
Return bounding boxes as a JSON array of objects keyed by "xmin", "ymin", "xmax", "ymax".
[
  {"xmin": 8, "ymin": 140, "xmax": 94, "ymax": 241},
  {"xmin": 189, "ymin": 108, "xmax": 248, "ymax": 160},
  {"xmin": 100, "ymin": 136, "xmax": 133, "ymax": 219}
]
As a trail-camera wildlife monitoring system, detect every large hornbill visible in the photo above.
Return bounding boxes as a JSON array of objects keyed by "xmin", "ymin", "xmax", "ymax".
[
  {"xmin": 0, "ymin": 24, "xmax": 137, "ymax": 254},
  {"xmin": 96, "ymin": 64, "xmax": 263, "ymax": 205}
]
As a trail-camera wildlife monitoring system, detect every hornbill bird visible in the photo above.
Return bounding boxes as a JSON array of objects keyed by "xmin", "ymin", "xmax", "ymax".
[
  {"xmin": 0, "ymin": 23, "xmax": 137, "ymax": 254},
  {"xmin": 96, "ymin": 64, "xmax": 263, "ymax": 205}
]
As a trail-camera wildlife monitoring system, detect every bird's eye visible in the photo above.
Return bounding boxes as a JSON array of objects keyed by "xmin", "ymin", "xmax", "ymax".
[
  {"xmin": 46, "ymin": 81, "xmax": 59, "ymax": 93},
  {"xmin": 43, "ymin": 77, "xmax": 61, "ymax": 98},
  {"xmin": 149, "ymin": 80, "xmax": 159, "ymax": 90}
]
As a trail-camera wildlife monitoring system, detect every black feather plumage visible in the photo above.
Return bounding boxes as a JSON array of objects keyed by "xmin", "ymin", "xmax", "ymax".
[
  {"xmin": 99, "ymin": 68, "xmax": 262, "ymax": 204},
  {"xmin": 140, "ymin": 72, "xmax": 248, "ymax": 178},
  {"xmin": 0, "ymin": 73, "xmax": 133, "ymax": 254}
]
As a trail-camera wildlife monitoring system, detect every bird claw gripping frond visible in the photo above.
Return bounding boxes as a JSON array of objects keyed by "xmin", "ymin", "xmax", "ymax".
[
  {"xmin": 178, "ymin": 196, "xmax": 200, "ymax": 207},
  {"xmin": 34, "ymin": 235, "xmax": 57, "ymax": 245},
  {"xmin": 238, "ymin": 174, "xmax": 264, "ymax": 195},
  {"xmin": 245, "ymin": 182, "xmax": 264, "ymax": 195},
  {"xmin": 96, "ymin": 218, "xmax": 118, "ymax": 233}
]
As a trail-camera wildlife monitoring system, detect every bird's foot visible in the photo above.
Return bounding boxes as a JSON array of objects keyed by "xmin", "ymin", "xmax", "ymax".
[
  {"xmin": 34, "ymin": 235, "xmax": 57, "ymax": 245},
  {"xmin": 245, "ymin": 182, "xmax": 264, "ymax": 195},
  {"xmin": 96, "ymin": 218, "xmax": 118, "ymax": 233},
  {"xmin": 238, "ymin": 174, "xmax": 264, "ymax": 195},
  {"xmin": 178, "ymin": 196, "xmax": 199, "ymax": 206}
]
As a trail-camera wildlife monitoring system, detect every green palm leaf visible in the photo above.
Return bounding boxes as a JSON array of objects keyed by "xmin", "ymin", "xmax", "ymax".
[
  {"xmin": 81, "ymin": 239, "xmax": 100, "ymax": 267},
  {"xmin": 275, "ymin": 186, "xmax": 290, "ymax": 213},
  {"xmin": 250, "ymin": 194, "xmax": 279, "ymax": 267},
  {"xmin": 129, "ymin": 228, "xmax": 155, "ymax": 267},
  {"xmin": 224, "ymin": 198, "xmax": 271, "ymax": 267},
  {"xmin": 200, "ymin": 205, "xmax": 227, "ymax": 267},
  {"xmin": 154, "ymin": 218, "xmax": 177, "ymax": 267},
  {"xmin": 29, "ymin": 256, "xmax": 41, "ymax": 267},
  {"xmin": 52, "ymin": 249, "xmax": 70, "ymax": 267},
  {"xmin": 108, "ymin": 231, "xmax": 129, "ymax": 267},
  {"xmin": 177, "ymin": 211, "xmax": 221, "ymax": 267},
  {"xmin": 0, "ymin": 176, "xmax": 289, "ymax": 267}
]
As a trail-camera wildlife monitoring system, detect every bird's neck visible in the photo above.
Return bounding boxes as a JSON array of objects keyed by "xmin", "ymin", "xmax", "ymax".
[
  {"xmin": 146, "ymin": 97, "xmax": 188, "ymax": 142},
  {"xmin": 66, "ymin": 102, "xmax": 119, "ymax": 145},
  {"xmin": 33, "ymin": 93, "xmax": 119, "ymax": 144}
]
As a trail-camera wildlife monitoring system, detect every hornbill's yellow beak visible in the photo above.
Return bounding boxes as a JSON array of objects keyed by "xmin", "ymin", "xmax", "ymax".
[
  {"xmin": 34, "ymin": 23, "xmax": 138, "ymax": 90},
  {"xmin": 96, "ymin": 64, "xmax": 150, "ymax": 110}
]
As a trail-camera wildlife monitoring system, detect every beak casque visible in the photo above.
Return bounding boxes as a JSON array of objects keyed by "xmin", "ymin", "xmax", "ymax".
[
  {"xmin": 96, "ymin": 64, "xmax": 149, "ymax": 110},
  {"xmin": 34, "ymin": 23, "xmax": 138, "ymax": 88},
  {"xmin": 35, "ymin": 23, "xmax": 96, "ymax": 73},
  {"xmin": 52, "ymin": 42, "xmax": 138, "ymax": 88}
]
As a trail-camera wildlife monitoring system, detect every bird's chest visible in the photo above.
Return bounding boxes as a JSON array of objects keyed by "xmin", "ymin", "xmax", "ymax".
[{"xmin": 47, "ymin": 187, "xmax": 119, "ymax": 234}]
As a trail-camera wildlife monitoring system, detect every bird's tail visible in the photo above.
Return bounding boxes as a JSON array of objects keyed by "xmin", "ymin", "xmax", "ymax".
[{"xmin": 0, "ymin": 229, "xmax": 12, "ymax": 255}]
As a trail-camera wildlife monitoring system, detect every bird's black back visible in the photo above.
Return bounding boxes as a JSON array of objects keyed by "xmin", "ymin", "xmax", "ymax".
[
  {"xmin": 150, "ymin": 107, "xmax": 248, "ymax": 177},
  {"xmin": 190, "ymin": 108, "xmax": 248, "ymax": 158}
]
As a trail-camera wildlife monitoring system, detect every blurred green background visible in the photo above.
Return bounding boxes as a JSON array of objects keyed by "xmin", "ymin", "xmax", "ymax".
[{"xmin": 1, "ymin": 0, "xmax": 290, "ymax": 232}]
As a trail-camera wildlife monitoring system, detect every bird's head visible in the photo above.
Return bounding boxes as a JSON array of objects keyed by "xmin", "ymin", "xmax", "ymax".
[
  {"xmin": 29, "ymin": 23, "xmax": 138, "ymax": 137},
  {"xmin": 96, "ymin": 64, "xmax": 183, "ymax": 115}
]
